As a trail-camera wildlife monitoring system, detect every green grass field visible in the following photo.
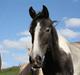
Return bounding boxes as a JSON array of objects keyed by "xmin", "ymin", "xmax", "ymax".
[{"xmin": 0, "ymin": 66, "xmax": 20, "ymax": 75}]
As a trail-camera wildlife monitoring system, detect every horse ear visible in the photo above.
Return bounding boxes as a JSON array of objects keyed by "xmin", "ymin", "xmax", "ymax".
[
  {"xmin": 29, "ymin": 7, "xmax": 36, "ymax": 19},
  {"xmin": 42, "ymin": 5, "xmax": 49, "ymax": 18}
]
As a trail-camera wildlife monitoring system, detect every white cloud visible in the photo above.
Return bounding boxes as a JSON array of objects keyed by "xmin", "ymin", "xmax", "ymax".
[
  {"xmin": 60, "ymin": 28, "xmax": 80, "ymax": 38},
  {"xmin": 18, "ymin": 31, "xmax": 31, "ymax": 36},
  {"xmin": 0, "ymin": 31, "xmax": 32, "ymax": 68},
  {"xmin": 1, "ymin": 31, "xmax": 32, "ymax": 50},
  {"xmin": 64, "ymin": 18, "xmax": 80, "ymax": 28},
  {"xmin": 0, "ymin": 50, "xmax": 9, "ymax": 54},
  {"xmin": 2, "ymin": 36, "xmax": 32, "ymax": 50},
  {"xmin": 0, "ymin": 45, "xmax": 9, "ymax": 54},
  {"xmin": 13, "ymin": 55, "xmax": 29, "ymax": 63}
]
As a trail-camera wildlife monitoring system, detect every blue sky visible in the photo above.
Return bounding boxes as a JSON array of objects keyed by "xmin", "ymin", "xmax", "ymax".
[{"xmin": 0, "ymin": 0, "xmax": 80, "ymax": 68}]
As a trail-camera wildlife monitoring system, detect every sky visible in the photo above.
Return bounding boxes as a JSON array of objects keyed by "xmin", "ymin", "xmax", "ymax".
[{"xmin": 0, "ymin": 0, "xmax": 80, "ymax": 69}]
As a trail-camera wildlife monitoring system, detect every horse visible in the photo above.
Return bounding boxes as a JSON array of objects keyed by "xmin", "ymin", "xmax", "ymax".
[{"xmin": 29, "ymin": 5, "xmax": 74, "ymax": 75}]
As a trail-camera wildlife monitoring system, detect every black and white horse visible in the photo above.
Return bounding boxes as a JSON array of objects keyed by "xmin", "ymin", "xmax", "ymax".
[{"xmin": 29, "ymin": 5, "xmax": 74, "ymax": 75}]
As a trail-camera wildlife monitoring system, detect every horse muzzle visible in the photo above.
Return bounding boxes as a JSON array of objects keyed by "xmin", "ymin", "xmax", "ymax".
[{"xmin": 29, "ymin": 55, "xmax": 43, "ymax": 69}]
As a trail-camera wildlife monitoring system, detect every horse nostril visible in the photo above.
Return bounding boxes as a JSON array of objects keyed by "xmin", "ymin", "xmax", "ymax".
[{"xmin": 36, "ymin": 55, "xmax": 42, "ymax": 63}]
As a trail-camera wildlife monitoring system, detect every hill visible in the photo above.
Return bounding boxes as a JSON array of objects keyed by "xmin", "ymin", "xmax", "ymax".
[{"xmin": 0, "ymin": 66, "xmax": 20, "ymax": 75}]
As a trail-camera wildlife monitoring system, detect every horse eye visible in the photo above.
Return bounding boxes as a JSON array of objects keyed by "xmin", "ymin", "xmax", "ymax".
[{"xmin": 45, "ymin": 27, "xmax": 50, "ymax": 32}]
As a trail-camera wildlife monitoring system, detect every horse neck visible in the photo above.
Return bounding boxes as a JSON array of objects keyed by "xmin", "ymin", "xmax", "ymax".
[
  {"xmin": 42, "ymin": 50, "xmax": 57, "ymax": 75},
  {"xmin": 48, "ymin": 38, "xmax": 60, "ymax": 60},
  {"xmin": 42, "ymin": 43, "xmax": 61, "ymax": 75},
  {"xmin": 43, "ymin": 45, "xmax": 59, "ymax": 64}
]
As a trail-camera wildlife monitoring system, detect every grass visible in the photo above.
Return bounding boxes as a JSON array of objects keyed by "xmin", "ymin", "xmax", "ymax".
[{"xmin": 0, "ymin": 66, "xmax": 20, "ymax": 75}]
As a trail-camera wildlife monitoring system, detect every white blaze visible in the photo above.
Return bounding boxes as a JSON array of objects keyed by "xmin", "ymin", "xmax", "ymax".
[{"xmin": 32, "ymin": 22, "xmax": 42, "ymax": 59}]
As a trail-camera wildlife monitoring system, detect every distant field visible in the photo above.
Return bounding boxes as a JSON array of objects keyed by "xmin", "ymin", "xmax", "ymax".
[{"xmin": 0, "ymin": 66, "xmax": 20, "ymax": 75}]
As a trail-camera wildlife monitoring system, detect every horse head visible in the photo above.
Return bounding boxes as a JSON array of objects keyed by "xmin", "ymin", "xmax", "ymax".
[{"xmin": 29, "ymin": 5, "xmax": 58, "ymax": 69}]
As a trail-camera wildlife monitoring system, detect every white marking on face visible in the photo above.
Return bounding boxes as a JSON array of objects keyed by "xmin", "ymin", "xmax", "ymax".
[
  {"xmin": 58, "ymin": 33, "xmax": 71, "ymax": 54},
  {"xmin": 31, "ymin": 22, "xmax": 43, "ymax": 59}
]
